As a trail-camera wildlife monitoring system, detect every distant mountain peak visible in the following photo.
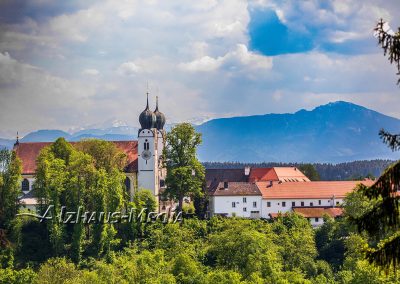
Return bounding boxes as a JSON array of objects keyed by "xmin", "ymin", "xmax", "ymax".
[
  {"xmin": 196, "ymin": 101, "xmax": 400, "ymax": 163},
  {"xmin": 313, "ymin": 101, "xmax": 368, "ymax": 111}
]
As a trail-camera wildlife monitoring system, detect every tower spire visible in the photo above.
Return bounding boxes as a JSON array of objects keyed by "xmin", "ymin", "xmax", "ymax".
[
  {"xmin": 155, "ymin": 96, "xmax": 159, "ymax": 111},
  {"xmin": 14, "ymin": 131, "xmax": 19, "ymax": 147},
  {"xmin": 146, "ymin": 92, "xmax": 149, "ymax": 110}
]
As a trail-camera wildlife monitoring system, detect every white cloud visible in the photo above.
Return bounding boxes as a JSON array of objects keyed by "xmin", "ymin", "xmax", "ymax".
[
  {"xmin": 179, "ymin": 56, "xmax": 222, "ymax": 72},
  {"xmin": 117, "ymin": 61, "xmax": 141, "ymax": 76},
  {"xmin": 251, "ymin": 0, "xmax": 394, "ymax": 44},
  {"xmin": 0, "ymin": 52, "xmax": 98, "ymax": 134},
  {"xmin": 82, "ymin": 68, "xmax": 99, "ymax": 76},
  {"xmin": 1, "ymin": 0, "xmax": 400, "ymax": 136},
  {"xmin": 179, "ymin": 44, "xmax": 272, "ymax": 72}
]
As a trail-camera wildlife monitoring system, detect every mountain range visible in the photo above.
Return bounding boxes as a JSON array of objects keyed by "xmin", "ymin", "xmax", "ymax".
[{"xmin": 2, "ymin": 101, "xmax": 400, "ymax": 163}]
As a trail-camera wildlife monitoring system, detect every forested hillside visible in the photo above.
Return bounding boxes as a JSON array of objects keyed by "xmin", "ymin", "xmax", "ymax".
[{"xmin": 203, "ymin": 159, "xmax": 395, "ymax": 180}]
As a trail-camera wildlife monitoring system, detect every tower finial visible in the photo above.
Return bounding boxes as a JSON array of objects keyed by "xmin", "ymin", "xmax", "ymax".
[
  {"xmin": 146, "ymin": 92, "xmax": 149, "ymax": 109},
  {"xmin": 14, "ymin": 131, "xmax": 20, "ymax": 147},
  {"xmin": 155, "ymin": 95, "xmax": 159, "ymax": 111}
]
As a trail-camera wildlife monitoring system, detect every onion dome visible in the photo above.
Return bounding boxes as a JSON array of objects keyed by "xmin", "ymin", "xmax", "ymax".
[
  {"xmin": 154, "ymin": 96, "xmax": 166, "ymax": 130},
  {"xmin": 139, "ymin": 93, "xmax": 156, "ymax": 129}
]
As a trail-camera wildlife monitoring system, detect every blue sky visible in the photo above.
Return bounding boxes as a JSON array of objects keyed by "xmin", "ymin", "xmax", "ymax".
[{"xmin": 0, "ymin": 0, "xmax": 399, "ymax": 137}]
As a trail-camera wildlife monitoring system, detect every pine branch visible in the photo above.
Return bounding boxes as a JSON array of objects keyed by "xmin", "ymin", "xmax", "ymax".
[
  {"xmin": 375, "ymin": 19, "xmax": 400, "ymax": 85},
  {"xmin": 379, "ymin": 129, "xmax": 400, "ymax": 151},
  {"xmin": 367, "ymin": 232, "xmax": 400, "ymax": 273},
  {"xmin": 354, "ymin": 160, "xmax": 400, "ymax": 235}
]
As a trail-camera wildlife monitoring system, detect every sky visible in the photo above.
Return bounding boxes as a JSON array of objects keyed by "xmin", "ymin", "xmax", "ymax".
[{"xmin": 0, "ymin": 0, "xmax": 399, "ymax": 138}]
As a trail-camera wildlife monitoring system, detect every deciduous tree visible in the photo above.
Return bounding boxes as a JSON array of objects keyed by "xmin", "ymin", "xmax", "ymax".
[
  {"xmin": 0, "ymin": 149, "xmax": 22, "ymax": 229},
  {"xmin": 163, "ymin": 123, "xmax": 205, "ymax": 211}
]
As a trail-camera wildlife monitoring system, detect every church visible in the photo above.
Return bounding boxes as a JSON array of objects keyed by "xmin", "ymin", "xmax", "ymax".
[{"xmin": 15, "ymin": 94, "xmax": 170, "ymax": 212}]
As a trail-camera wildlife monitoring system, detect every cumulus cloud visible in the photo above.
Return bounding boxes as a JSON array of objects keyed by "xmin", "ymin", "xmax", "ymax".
[
  {"xmin": 0, "ymin": 0, "xmax": 399, "ymax": 137},
  {"xmin": 117, "ymin": 62, "xmax": 141, "ymax": 76},
  {"xmin": 179, "ymin": 44, "xmax": 272, "ymax": 72},
  {"xmin": 250, "ymin": 0, "xmax": 395, "ymax": 50},
  {"xmin": 82, "ymin": 68, "xmax": 99, "ymax": 76},
  {"xmin": 0, "ymin": 52, "xmax": 98, "ymax": 134}
]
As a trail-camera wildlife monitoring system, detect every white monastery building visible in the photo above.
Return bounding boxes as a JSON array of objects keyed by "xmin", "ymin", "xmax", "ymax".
[{"xmin": 206, "ymin": 167, "xmax": 373, "ymax": 226}]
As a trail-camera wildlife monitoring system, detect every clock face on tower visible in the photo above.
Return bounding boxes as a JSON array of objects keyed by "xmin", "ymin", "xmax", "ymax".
[{"xmin": 141, "ymin": 150, "xmax": 151, "ymax": 160}]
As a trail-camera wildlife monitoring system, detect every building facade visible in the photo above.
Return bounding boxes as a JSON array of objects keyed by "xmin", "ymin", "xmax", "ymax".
[{"xmin": 206, "ymin": 167, "xmax": 374, "ymax": 226}]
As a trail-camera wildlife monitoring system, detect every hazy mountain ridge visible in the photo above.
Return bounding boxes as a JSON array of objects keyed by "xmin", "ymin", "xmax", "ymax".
[
  {"xmin": 2, "ymin": 101, "xmax": 400, "ymax": 163},
  {"xmin": 195, "ymin": 101, "xmax": 400, "ymax": 163}
]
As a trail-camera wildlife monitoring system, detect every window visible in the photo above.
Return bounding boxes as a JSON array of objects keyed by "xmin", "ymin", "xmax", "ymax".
[
  {"xmin": 315, "ymin": 218, "xmax": 319, "ymax": 222},
  {"xmin": 301, "ymin": 201, "xmax": 304, "ymax": 207},
  {"xmin": 318, "ymin": 200, "xmax": 321, "ymax": 205},
  {"xmin": 282, "ymin": 202, "xmax": 286, "ymax": 207},
  {"xmin": 267, "ymin": 202, "xmax": 271, "ymax": 207},
  {"xmin": 144, "ymin": 139, "xmax": 150, "ymax": 150},
  {"xmin": 21, "ymin": 179, "xmax": 29, "ymax": 192},
  {"xmin": 160, "ymin": 179, "xmax": 165, "ymax": 187},
  {"xmin": 243, "ymin": 207, "xmax": 247, "ymax": 212},
  {"xmin": 336, "ymin": 201, "xmax": 340, "ymax": 205},
  {"xmin": 243, "ymin": 197, "xmax": 247, "ymax": 203},
  {"xmin": 232, "ymin": 202, "xmax": 236, "ymax": 208},
  {"xmin": 292, "ymin": 201, "xmax": 296, "ymax": 207},
  {"xmin": 253, "ymin": 201, "xmax": 257, "ymax": 208},
  {"xmin": 124, "ymin": 177, "xmax": 131, "ymax": 192},
  {"xmin": 310, "ymin": 202, "xmax": 313, "ymax": 207}
]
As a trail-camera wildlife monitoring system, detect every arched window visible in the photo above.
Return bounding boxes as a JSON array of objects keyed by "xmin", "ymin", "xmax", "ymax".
[
  {"xmin": 125, "ymin": 177, "xmax": 131, "ymax": 192},
  {"xmin": 144, "ymin": 139, "xmax": 150, "ymax": 150},
  {"xmin": 22, "ymin": 179, "xmax": 29, "ymax": 192}
]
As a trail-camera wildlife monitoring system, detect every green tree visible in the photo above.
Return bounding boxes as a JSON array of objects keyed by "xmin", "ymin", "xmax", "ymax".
[
  {"xmin": 163, "ymin": 123, "xmax": 205, "ymax": 211},
  {"xmin": 75, "ymin": 139, "xmax": 127, "ymax": 173},
  {"xmin": 207, "ymin": 225, "xmax": 281, "ymax": 280},
  {"xmin": 34, "ymin": 138, "xmax": 126, "ymax": 261},
  {"xmin": 0, "ymin": 149, "xmax": 22, "ymax": 229},
  {"xmin": 351, "ymin": 20, "xmax": 400, "ymax": 271},
  {"xmin": 33, "ymin": 257, "xmax": 80, "ymax": 284},
  {"xmin": 374, "ymin": 19, "xmax": 400, "ymax": 86},
  {"xmin": 134, "ymin": 189, "xmax": 157, "ymax": 213},
  {"xmin": 271, "ymin": 213, "xmax": 318, "ymax": 276},
  {"xmin": 298, "ymin": 164, "xmax": 320, "ymax": 181}
]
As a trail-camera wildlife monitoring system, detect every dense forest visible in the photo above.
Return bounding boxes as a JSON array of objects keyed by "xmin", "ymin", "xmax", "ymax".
[
  {"xmin": 0, "ymin": 138, "xmax": 399, "ymax": 283},
  {"xmin": 2, "ymin": 207, "xmax": 400, "ymax": 283},
  {"xmin": 203, "ymin": 159, "xmax": 394, "ymax": 180}
]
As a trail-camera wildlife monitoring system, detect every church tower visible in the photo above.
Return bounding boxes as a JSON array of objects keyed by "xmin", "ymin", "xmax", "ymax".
[{"xmin": 137, "ymin": 93, "xmax": 166, "ymax": 199}]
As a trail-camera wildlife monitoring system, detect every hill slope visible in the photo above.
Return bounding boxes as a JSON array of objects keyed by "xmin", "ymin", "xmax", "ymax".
[{"xmin": 196, "ymin": 101, "xmax": 400, "ymax": 163}]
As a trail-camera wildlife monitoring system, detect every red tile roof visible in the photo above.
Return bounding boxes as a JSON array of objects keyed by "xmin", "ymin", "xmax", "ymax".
[
  {"xmin": 273, "ymin": 167, "xmax": 310, "ymax": 182},
  {"xmin": 257, "ymin": 180, "xmax": 374, "ymax": 199},
  {"xmin": 14, "ymin": 141, "xmax": 138, "ymax": 174},
  {"xmin": 248, "ymin": 167, "xmax": 310, "ymax": 182},
  {"xmin": 293, "ymin": 207, "xmax": 344, "ymax": 218},
  {"xmin": 211, "ymin": 182, "xmax": 261, "ymax": 196},
  {"xmin": 248, "ymin": 168, "xmax": 278, "ymax": 182},
  {"xmin": 14, "ymin": 142, "xmax": 51, "ymax": 175}
]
